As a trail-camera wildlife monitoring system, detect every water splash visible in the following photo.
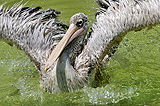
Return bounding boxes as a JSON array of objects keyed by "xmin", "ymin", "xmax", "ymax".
[
  {"xmin": 83, "ymin": 85, "xmax": 140, "ymax": 105},
  {"xmin": 13, "ymin": 78, "xmax": 44, "ymax": 103}
]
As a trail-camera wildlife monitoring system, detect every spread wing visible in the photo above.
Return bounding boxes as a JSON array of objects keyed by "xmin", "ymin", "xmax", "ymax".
[{"xmin": 0, "ymin": 3, "xmax": 68, "ymax": 72}]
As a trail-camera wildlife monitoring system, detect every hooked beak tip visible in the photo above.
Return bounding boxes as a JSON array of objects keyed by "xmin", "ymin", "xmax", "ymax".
[{"xmin": 44, "ymin": 67, "xmax": 48, "ymax": 73}]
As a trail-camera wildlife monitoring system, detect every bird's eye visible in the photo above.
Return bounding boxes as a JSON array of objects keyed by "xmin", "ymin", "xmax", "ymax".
[{"xmin": 76, "ymin": 19, "xmax": 84, "ymax": 27}]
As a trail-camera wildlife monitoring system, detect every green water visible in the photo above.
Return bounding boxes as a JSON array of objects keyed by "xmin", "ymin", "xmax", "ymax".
[{"xmin": 0, "ymin": 0, "xmax": 160, "ymax": 105}]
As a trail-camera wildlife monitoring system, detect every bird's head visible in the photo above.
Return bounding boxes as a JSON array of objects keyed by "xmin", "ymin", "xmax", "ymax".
[{"xmin": 45, "ymin": 13, "xmax": 89, "ymax": 72}]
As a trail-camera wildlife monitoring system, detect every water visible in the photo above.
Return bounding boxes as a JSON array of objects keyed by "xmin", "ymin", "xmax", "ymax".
[{"xmin": 0, "ymin": 0, "xmax": 160, "ymax": 105}]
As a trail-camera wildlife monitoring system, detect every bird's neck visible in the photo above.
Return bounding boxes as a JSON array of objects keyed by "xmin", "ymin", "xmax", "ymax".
[
  {"xmin": 40, "ymin": 46, "xmax": 86, "ymax": 93},
  {"xmin": 40, "ymin": 34, "xmax": 87, "ymax": 93}
]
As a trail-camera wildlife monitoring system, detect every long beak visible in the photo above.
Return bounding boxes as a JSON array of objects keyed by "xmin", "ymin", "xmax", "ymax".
[{"xmin": 45, "ymin": 24, "xmax": 84, "ymax": 72}]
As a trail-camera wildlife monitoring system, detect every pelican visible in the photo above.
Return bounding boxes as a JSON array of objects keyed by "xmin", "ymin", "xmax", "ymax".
[{"xmin": 0, "ymin": 0, "xmax": 160, "ymax": 93}]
